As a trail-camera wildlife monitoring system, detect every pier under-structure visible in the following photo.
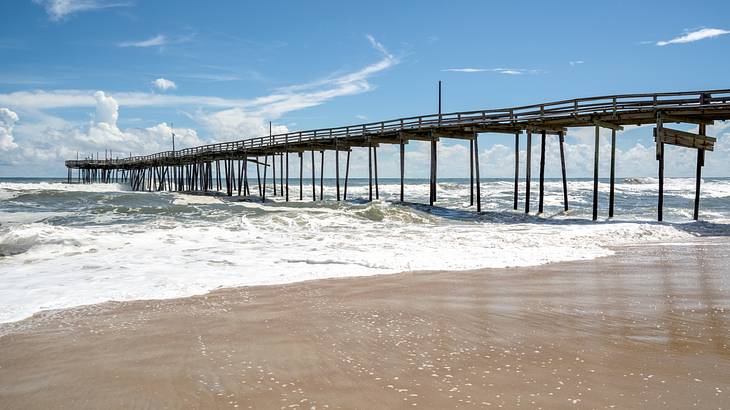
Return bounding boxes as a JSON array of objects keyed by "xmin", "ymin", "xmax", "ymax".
[{"xmin": 66, "ymin": 89, "xmax": 730, "ymax": 221}]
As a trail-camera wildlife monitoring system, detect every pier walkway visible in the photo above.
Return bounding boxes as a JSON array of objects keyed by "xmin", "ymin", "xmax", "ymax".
[{"xmin": 65, "ymin": 89, "xmax": 730, "ymax": 221}]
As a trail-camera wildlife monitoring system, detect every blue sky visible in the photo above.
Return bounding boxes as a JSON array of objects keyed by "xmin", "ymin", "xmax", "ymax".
[{"xmin": 1, "ymin": 0, "xmax": 729, "ymax": 177}]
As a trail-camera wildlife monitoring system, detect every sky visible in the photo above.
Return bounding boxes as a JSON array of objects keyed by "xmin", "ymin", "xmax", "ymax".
[{"xmin": 1, "ymin": 0, "xmax": 730, "ymax": 178}]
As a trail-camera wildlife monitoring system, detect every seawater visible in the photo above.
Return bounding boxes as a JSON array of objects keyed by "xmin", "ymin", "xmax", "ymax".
[{"xmin": 1, "ymin": 177, "xmax": 729, "ymax": 323}]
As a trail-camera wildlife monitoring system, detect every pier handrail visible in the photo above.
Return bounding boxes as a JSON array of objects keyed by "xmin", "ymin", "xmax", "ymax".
[{"xmin": 65, "ymin": 88, "xmax": 730, "ymax": 168}]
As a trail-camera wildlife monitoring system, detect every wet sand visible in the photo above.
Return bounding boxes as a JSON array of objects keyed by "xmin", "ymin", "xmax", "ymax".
[{"xmin": 1, "ymin": 239, "xmax": 729, "ymax": 409}]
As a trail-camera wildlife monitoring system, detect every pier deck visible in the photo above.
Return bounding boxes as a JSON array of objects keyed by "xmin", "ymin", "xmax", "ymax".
[{"xmin": 66, "ymin": 89, "xmax": 730, "ymax": 221}]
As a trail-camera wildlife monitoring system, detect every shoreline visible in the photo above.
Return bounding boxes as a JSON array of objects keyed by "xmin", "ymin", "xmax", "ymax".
[{"xmin": 1, "ymin": 238, "xmax": 730, "ymax": 408}]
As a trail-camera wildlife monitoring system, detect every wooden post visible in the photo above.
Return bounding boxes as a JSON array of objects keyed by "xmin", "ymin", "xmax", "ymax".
[
  {"xmin": 374, "ymin": 145, "xmax": 379, "ymax": 199},
  {"xmin": 272, "ymin": 152, "xmax": 277, "ymax": 196},
  {"xmin": 609, "ymin": 129, "xmax": 616, "ymax": 218},
  {"xmin": 538, "ymin": 130, "xmax": 546, "ymax": 214},
  {"xmin": 311, "ymin": 150, "xmax": 316, "ymax": 201},
  {"xmin": 400, "ymin": 139, "xmax": 405, "ymax": 202},
  {"xmin": 299, "ymin": 152, "xmax": 303, "ymax": 200},
  {"xmin": 368, "ymin": 144, "xmax": 373, "ymax": 201},
  {"xmin": 525, "ymin": 130, "xmax": 532, "ymax": 213},
  {"xmin": 344, "ymin": 150, "xmax": 351, "ymax": 200},
  {"xmin": 243, "ymin": 154, "xmax": 249, "ymax": 196},
  {"xmin": 470, "ymin": 138, "xmax": 474, "ymax": 206},
  {"xmin": 657, "ymin": 114, "xmax": 664, "ymax": 222},
  {"xmin": 261, "ymin": 155, "xmax": 264, "ymax": 202},
  {"xmin": 430, "ymin": 136, "xmax": 437, "ymax": 206},
  {"xmin": 514, "ymin": 132, "xmax": 519, "ymax": 210},
  {"xmin": 592, "ymin": 125, "xmax": 600, "ymax": 221},
  {"xmin": 694, "ymin": 94, "xmax": 708, "ymax": 220},
  {"xmin": 285, "ymin": 150, "xmax": 289, "ymax": 202},
  {"xmin": 559, "ymin": 132, "xmax": 568, "ymax": 212},
  {"xmin": 256, "ymin": 160, "xmax": 262, "ymax": 197},
  {"xmin": 280, "ymin": 154, "xmax": 284, "ymax": 197},
  {"xmin": 319, "ymin": 151, "xmax": 324, "ymax": 201},
  {"xmin": 474, "ymin": 132, "xmax": 481, "ymax": 212},
  {"xmin": 335, "ymin": 148, "xmax": 341, "ymax": 201}
]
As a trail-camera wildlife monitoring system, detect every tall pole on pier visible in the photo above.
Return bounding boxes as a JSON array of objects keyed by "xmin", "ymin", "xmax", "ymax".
[{"xmin": 438, "ymin": 80, "xmax": 442, "ymax": 115}]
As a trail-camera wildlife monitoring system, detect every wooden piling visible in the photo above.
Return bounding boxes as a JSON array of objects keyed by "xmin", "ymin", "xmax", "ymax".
[
  {"xmin": 262, "ymin": 155, "xmax": 268, "ymax": 202},
  {"xmin": 299, "ymin": 152, "xmax": 303, "ymax": 201},
  {"xmin": 368, "ymin": 144, "xmax": 373, "ymax": 201},
  {"xmin": 285, "ymin": 151, "xmax": 289, "ymax": 202},
  {"xmin": 592, "ymin": 125, "xmax": 600, "ymax": 221},
  {"xmin": 344, "ymin": 150, "xmax": 350, "ymax": 201},
  {"xmin": 538, "ymin": 130, "xmax": 546, "ymax": 214},
  {"xmin": 609, "ymin": 129, "xmax": 616, "ymax": 218},
  {"xmin": 514, "ymin": 132, "xmax": 519, "ymax": 210},
  {"xmin": 474, "ymin": 133, "xmax": 481, "ymax": 212},
  {"xmin": 470, "ymin": 139, "xmax": 474, "ymax": 206},
  {"xmin": 559, "ymin": 132, "xmax": 568, "ymax": 212},
  {"xmin": 656, "ymin": 114, "xmax": 664, "ymax": 222},
  {"xmin": 311, "ymin": 150, "xmax": 316, "ymax": 201},
  {"xmin": 335, "ymin": 149, "xmax": 340, "ymax": 201},
  {"xmin": 525, "ymin": 130, "xmax": 532, "ymax": 214},
  {"xmin": 299, "ymin": 151, "xmax": 304, "ymax": 201},
  {"xmin": 319, "ymin": 151, "xmax": 324, "ymax": 201},
  {"xmin": 374, "ymin": 146, "xmax": 379, "ymax": 200},
  {"xmin": 400, "ymin": 140, "xmax": 405, "ymax": 202},
  {"xmin": 430, "ymin": 137, "xmax": 437, "ymax": 206}
]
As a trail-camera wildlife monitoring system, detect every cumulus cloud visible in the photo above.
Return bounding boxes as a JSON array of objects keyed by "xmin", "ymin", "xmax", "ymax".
[
  {"xmin": 153, "ymin": 78, "xmax": 177, "ymax": 91},
  {"xmin": 0, "ymin": 108, "xmax": 19, "ymax": 151},
  {"xmin": 656, "ymin": 28, "xmax": 730, "ymax": 46},
  {"xmin": 118, "ymin": 35, "xmax": 167, "ymax": 48},
  {"xmin": 34, "ymin": 0, "xmax": 129, "ymax": 21}
]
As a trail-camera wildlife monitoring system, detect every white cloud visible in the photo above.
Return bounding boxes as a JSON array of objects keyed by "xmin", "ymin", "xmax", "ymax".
[
  {"xmin": 442, "ymin": 68, "xmax": 544, "ymax": 75},
  {"xmin": 34, "ymin": 0, "xmax": 129, "ymax": 21},
  {"xmin": 153, "ymin": 78, "xmax": 177, "ymax": 91},
  {"xmin": 569, "ymin": 60, "xmax": 584, "ymax": 66},
  {"xmin": 93, "ymin": 91, "xmax": 118, "ymax": 126},
  {"xmin": 0, "ymin": 108, "xmax": 19, "ymax": 151},
  {"xmin": 195, "ymin": 34, "xmax": 397, "ymax": 139},
  {"xmin": 0, "ymin": 35, "xmax": 398, "ymax": 175},
  {"xmin": 656, "ymin": 28, "xmax": 730, "ymax": 46},
  {"xmin": 119, "ymin": 35, "xmax": 167, "ymax": 48}
]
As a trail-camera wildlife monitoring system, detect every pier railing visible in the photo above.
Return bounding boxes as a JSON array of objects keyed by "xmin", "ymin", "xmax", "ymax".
[{"xmin": 65, "ymin": 89, "xmax": 730, "ymax": 168}]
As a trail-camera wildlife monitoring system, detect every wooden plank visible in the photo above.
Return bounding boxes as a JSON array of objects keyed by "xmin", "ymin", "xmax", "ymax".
[
  {"xmin": 656, "ymin": 127, "xmax": 715, "ymax": 151},
  {"xmin": 663, "ymin": 115, "xmax": 714, "ymax": 126},
  {"xmin": 592, "ymin": 119, "xmax": 624, "ymax": 131}
]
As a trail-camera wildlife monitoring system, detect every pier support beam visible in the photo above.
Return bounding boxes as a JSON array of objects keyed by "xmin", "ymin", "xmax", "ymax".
[
  {"xmin": 429, "ymin": 136, "xmax": 437, "ymax": 206},
  {"xmin": 694, "ymin": 94, "xmax": 708, "ymax": 220},
  {"xmin": 335, "ymin": 148, "xmax": 340, "ymax": 201},
  {"xmin": 514, "ymin": 132, "xmax": 519, "ymax": 210},
  {"xmin": 470, "ymin": 139, "xmax": 474, "ymax": 206},
  {"xmin": 374, "ymin": 146, "xmax": 379, "ymax": 200},
  {"xmin": 474, "ymin": 132, "xmax": 481, "ymax": 212},
  {"xmin": 285, "ymin": 150, "xmax": 289, "ymax": 202},
  {"xmin": 609, "ymin": 129, "xmax": 616, "ymax": 218},
  {"xmin": 262, "ymin": 156, "xmax": 268, "ymax": 202},
  {"xmin": 400, "ymin": 140, "xmax": 405, "ymax": 202},
  {"xmin": 320, "ymin": 151, "xmax": 324, "ymax": 201},
  {"xmin": 559, "ymin": 131, "xmax": 569, "ymax": 212},
  {"xmin": 368, "ymin": 144, "xmax": 373, "ymax": 201},
  {"xmin": 538, "ymin": 130, "xmax": 546, "ymax": 214},
  {"xmin": 344, "ymin": 150, "xmax": 351, "ymax": 200},
  {"xmin": 592, "ymin": 125, "xmax": 600, "ymax": 221},
  {"xmin": 299, "ymin": 152, "xmax": 303, "ymax": 201},
  {"xmin": 311, "ymin": 151, "xmax": 316, "ymax": 201},
  {"xmin": 525, "ymin": 130, "xmax": 532, "ymax": 214},
  {"xmin": 656, "ymin": 114, "xmax": 664, "ymax": 222}
]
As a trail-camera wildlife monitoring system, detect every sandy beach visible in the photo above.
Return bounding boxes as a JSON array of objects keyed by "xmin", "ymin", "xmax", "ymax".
[{"xmin": 1, "ymin": 238, "xmax": 729, "ymax": 409}]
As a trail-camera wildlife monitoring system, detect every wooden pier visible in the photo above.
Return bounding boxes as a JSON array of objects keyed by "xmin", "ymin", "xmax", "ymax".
[{"xmin": 66, "ymin": 89, "xmax": 730, "ymax": 221}]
